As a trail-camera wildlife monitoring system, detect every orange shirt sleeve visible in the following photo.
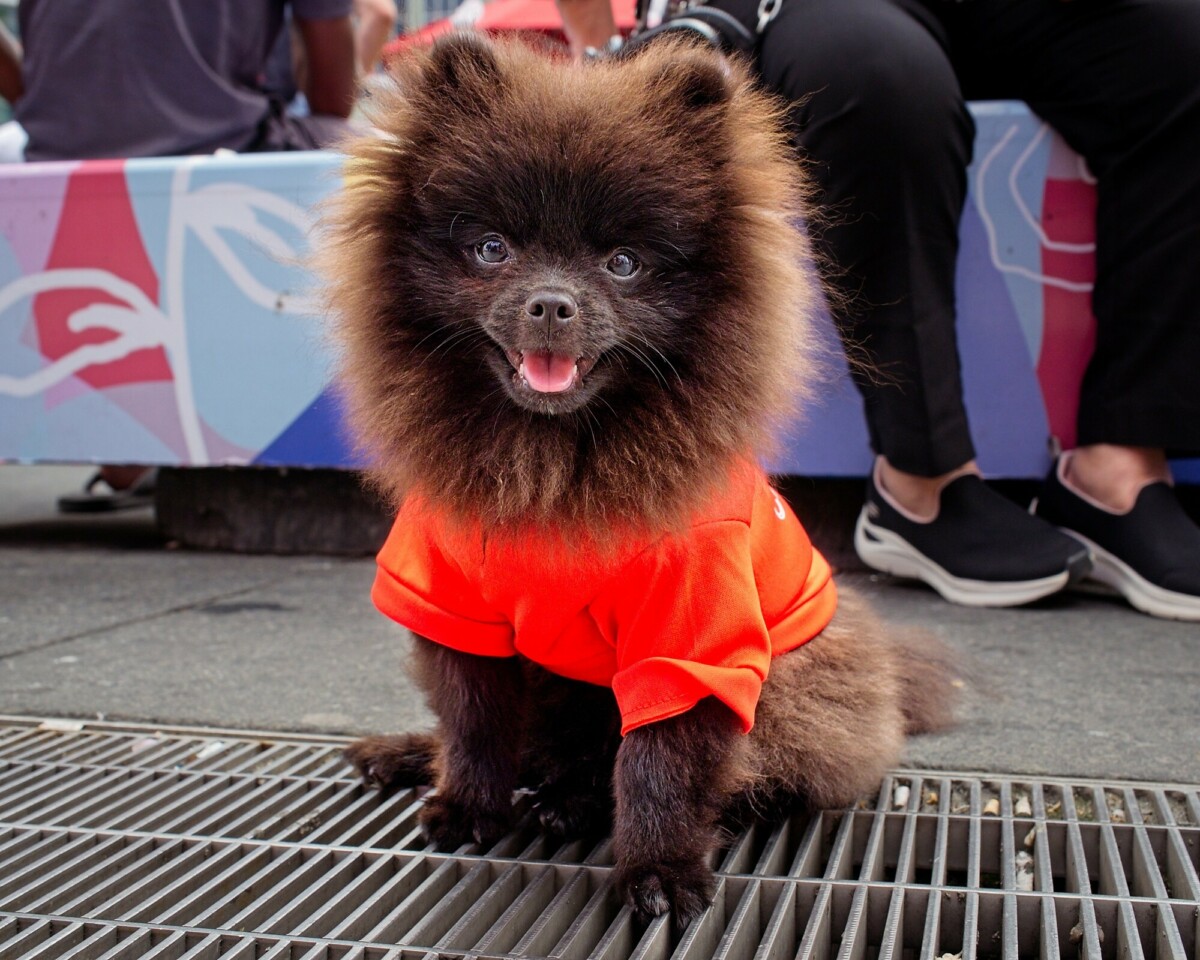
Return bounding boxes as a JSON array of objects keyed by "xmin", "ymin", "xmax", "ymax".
[
  {"xmin": 597, "ymin": 520, "xmax": 771, "ymax": 736},
  {"xmin": 373, "ymin": 506, "xmax": 515, "ymax": 657}
]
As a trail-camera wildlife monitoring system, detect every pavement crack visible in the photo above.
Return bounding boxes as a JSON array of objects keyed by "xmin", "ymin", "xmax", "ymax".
[{"xmin": 0, "ymin": 580, "xmax": 294, "ymax": 661}]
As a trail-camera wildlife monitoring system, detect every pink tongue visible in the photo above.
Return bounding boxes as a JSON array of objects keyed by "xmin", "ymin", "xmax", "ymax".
[{"xmin": 521, "ymin": 351, "xmax": 578, "ymax": 393}]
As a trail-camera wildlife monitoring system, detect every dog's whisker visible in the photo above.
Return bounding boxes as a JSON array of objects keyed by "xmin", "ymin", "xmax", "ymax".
[
  {"xmin": 419, "ymin": 326, "xmax": 491, "ymax": 368},
  {"xmin": 576, "ymin": 403, "xmax": 602, "ymax": 453},
  {"xmin": 409, "ymin": 322, "xmax": 481, "ymax": 357},
  {"xmin": 614, "ymin": 342, "xmax": 670, "ymax": 391},
  {"xmin": 623, "ymin": 334, "xmax": 684, "ymax": 388}
]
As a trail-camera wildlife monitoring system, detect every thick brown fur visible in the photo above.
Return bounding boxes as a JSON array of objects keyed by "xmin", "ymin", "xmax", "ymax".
[
  {"xmin": 328, "ymin": 33, "xmax": 960, "ymax": 927},
  {"xmin": 320, "ymin": 31, "xmax": 818, "ymax": 536}
]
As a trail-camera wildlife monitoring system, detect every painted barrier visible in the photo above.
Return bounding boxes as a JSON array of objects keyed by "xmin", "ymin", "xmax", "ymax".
[{"xmin": 1, "ymin": 104, "xmax": 1196, "ymax": 481}]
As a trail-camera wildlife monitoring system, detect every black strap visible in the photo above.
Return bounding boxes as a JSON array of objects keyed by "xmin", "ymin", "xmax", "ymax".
[{"xmin": 624, "ymin": 0, "xmax": 769, "ymax": 59}]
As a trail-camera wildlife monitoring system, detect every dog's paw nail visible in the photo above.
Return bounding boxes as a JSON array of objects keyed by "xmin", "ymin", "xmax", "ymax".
[
  {"xmin": 617, "ymin": 861, "xmax": 713, "ymax": 927},
  {"xmin": 535, "ymin": 801, "xmax": 580, "ymax": 838},
  {"xmin": 420, "ymin": 795, "xmax": 508, "ymax": 850},
  {"xmin": 631, "ymin": 875, "xmax": 671, "ymax": 918}
]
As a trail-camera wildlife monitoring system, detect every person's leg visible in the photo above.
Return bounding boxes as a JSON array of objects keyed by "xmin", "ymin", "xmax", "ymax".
[
  {"xmin": 1036, "ymin": 447, "xmax": 1200, "ymax": 620},
  {"xmin": 760, "ymin": 0, "xmax": 976, "ymax": 478},
  {"xmin": 952, "ymin": 0, "xmax": 1200, "ymax": 617},
  {"xmin": 759, "ymin": 0, "xmax": 1089, "ymax": 604},
  {"xmin": 953, "ymin": 0, "xmax": 1200, "ymax": 459}
]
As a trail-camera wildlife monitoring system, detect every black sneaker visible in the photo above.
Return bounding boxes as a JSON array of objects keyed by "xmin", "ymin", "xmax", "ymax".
[
  {"xmin": 855, "ymin": 460, "xmax": 1092, "ymax": 607},
  {"xmin": 1033, "ymin": 457, "xmax": 1200, "ymax": 621}
]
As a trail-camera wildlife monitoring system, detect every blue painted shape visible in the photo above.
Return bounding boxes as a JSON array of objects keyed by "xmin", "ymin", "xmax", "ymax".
[
  {"xmin": 1173, "ymin": 459, "xmax": 1200, "ymax": 484},
  {"xmin": 967, "ymin": 104, "xmax": 1051, "ymax": 362},
  {"xmin": 770, "ymin": 307, "xmax": 873, "ymax": 476},
  {"xmin": 955, "ymin": 198, "xmax": 1053, "ymax": 478},
  {"xmin": 254, "ymin": 386, "xmax": 357, "ymax": 468}
]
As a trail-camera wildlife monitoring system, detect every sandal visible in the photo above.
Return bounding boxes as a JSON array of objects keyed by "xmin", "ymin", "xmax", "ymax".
[{"xmin": 57, "ymin": 468, "xmax": 158, "ymax": 514}]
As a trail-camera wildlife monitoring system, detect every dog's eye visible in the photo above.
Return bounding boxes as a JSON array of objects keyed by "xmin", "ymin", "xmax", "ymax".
[
  {"xmin": 475, "ymin": 237, "xmax": 510, "ymax": 264},
  {"xmin": 606, "ymin": 251, "xmax": 640, "ymax": 278}
]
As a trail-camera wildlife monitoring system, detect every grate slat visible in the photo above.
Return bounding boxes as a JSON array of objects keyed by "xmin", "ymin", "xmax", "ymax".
[
  {"xmin": 0, "ymin": 833, "xmax": 130, "ymax": 909},
  {"xmin": 281, "ymin": 850, "xmax": 397, "ymax": 938},
  {"xmin": 507, "ymin": 866, "xmax": 597, "ymax": 958},
  {"xmin": 0, "ymin": 918, "xmax": 55, "ymax": 959},
  {"xmin": 1, "ymin": 719, "xmax": 1197, "ymax": 960},
  {"xmin": 88, "ymin": 926, "xmax": 159, "ymax": 960},
  {"xmin": 324, "ymin": 856, "xmax": 433, "ymax": 944}
]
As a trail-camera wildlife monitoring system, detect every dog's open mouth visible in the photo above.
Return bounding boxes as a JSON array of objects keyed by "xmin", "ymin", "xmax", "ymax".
[{"xmin": 505, "ymin": 350, "xmax": 597, "ymax": 394}]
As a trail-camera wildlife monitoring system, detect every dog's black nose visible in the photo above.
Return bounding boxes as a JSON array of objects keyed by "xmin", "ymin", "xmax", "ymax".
[{"xmin": 525, "ymin": 290, "xmax": 577, "ymax": 328}]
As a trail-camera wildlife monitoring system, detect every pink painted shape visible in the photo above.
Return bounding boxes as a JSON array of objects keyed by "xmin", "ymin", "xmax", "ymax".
[
  {"xmin": 77, "ymin": 382, "xmax": 253, "ymax": 464},
  {"xmin": 5, "ymin": 163, "xmax": 88, "ymax": 408},
  {"xmin": 202, "ymin": 421, "xmax": 256, "ymax": 465},
  {"xmin": 44, "ymin": 373, "xmax": 93, "ymax": 407},
  {"xmin": 1037, "ymin": 175, "xmax": 1097, "ymax": 450},
  {"xmin": 100, "ymin": 382, "xmax": 187, "ymax": 460},
  {"xmin": 34, "ymin": 160, "xmax": 172, "ymax": 391},
  {"xmin": 0, "ymin": 161, "xmax": 77, "ymax": 275}
]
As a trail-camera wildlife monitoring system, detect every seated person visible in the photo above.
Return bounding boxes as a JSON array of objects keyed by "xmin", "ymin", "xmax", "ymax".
[
  {"xmin": 555, "ymin": 0, "xmax": 1200, "ymax": 621},
  {"xmin": 2, "ymin": 0, "xmax": 357, "ymax": 509}
]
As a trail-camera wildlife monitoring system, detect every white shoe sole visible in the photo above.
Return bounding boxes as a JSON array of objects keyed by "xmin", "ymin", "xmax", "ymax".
[
  {"xmin": 854, "ymin": 510, "xmax": 1078, "ymax": 608},
  {"xmin": 1061, "ymin": 529, "xmax": 1200, "ymax": 622}
]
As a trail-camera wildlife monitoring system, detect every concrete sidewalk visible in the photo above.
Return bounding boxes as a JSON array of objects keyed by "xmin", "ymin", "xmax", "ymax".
[{"xmin": 1, "ymin": 464, "xmax": 1197, "ymax": 785}]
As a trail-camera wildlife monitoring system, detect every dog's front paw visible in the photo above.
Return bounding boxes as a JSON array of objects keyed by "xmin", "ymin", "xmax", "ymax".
[
  {"xmin": 615, "ymin": 858, "xmax": 714, "ymax": 928},
  {"xmin": 419, "ymin": 793, "xmax": 511, "ymax": 849},
  {"xmin": 532, "ymin": 779, "xmax": 613, "ymax": 839},
  {"xmin": 344, "ymin": 733, "xmax": 438, "ymax": 789}
]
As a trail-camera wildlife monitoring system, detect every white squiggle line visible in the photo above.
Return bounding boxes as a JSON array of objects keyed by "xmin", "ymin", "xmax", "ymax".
[
  {"xmin": 189, "ymin": 220, "xmax": 317, "ymax": 314},
  {"xmin": 0, "ymin": 331, "xmax": 158, "ymax": 397},
  {"xmin": 1009, "ymin": 123, "xmax": 1096, "ymax": 254},
  {"xmin": 192, "ymin": 183, "xmax": 315, "ymax": 234},
  {"xmin": 67, "ymin": 302, "xmax": 158, "ymax": 340},
  {"xmin": 0, "ymin": 169, "xmax": 320, "ymax": 456},
  {"xmin": 0, "ymin": 270, "xmax": 168, "ymax": 397},
  {"xmin": 165, "ymin": 158, "xmax": 209, "ymax": 463},
  {"xmin": 185, "ymin": 185, "xmax": 317, "ymax": 313},
  {"xmin": 0, "ymin": 268, "xmax": 160, "ymax": 317},
  {"xmin": 975, "ymin": 124, "xmax": 1095, "ymax": 293}
]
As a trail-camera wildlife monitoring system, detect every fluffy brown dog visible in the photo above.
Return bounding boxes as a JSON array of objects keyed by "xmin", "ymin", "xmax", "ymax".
[{"xmin": 322, "ymin": 32, "xmax": 959, "ymax": 926}]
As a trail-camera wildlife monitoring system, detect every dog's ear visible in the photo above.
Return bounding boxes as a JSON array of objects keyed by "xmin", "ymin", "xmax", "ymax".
[
  {"xmin": 424, "ymin": 31, "xmax": 505, "ymax": 111},
  {"xmin": 652, "ymin": 50, "xmax": 733, "ymax": 112}
]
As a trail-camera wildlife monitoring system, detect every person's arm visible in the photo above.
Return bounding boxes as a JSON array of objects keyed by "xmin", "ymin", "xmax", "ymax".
[
  {"xmin": 294, "ymin": 14, "xmax": 357, "ymax": 117},
  {"xmin": 555, "ymin": 0, "xmax": 618, "ymax": 58},
  {"xmin": 0, "ymin": 21, "xmax": 22, "ymax": 103},
  {"xmin": 353, "ymin": 0, "xmax": 398, "ymax": 76}
]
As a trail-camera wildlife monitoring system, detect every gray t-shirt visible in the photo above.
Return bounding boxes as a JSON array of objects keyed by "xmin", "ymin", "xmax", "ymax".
[{"xmin": 16, "ymin": 0, "xmax": 351, "ymax": 161}]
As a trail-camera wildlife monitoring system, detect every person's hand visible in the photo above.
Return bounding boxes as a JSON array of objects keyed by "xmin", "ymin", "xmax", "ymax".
[
  {"xmin": 555, "ymin": 0, "xmax": 619, "ymax": 59},
  {"xmin": 0, "ymin": 21, "xmax": 21, "ymax": 103},
  {"xmin": 583, "ymin": 34, "xmax": 625, "ymax": 59},
  {"xmin": 296, "ymin": 14, "xmax": 357, "ymax": 118}
]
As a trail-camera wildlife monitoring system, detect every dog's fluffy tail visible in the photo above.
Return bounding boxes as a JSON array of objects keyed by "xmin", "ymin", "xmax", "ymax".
[
  {"xmin": 743, "ymin": 584, "xmax": 964, "ymax": 813},
  {"xmin": 888, "ymin": 626, "xmax": 964, "ymax": 736}
]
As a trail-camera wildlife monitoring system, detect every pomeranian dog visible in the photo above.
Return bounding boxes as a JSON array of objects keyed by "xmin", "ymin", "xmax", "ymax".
[{"xmin": 321, "ymin": 32, "xmax": 959, "ymax": 926}]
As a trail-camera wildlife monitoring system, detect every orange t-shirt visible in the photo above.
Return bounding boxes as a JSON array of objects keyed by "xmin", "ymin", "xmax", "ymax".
[{"xmin": 372, "ymin": 463, "xmax": 837, "ymax": 735}]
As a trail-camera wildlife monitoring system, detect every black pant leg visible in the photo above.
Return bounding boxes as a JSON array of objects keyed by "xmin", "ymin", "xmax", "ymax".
[
  {"xmin": 759, "ymin": 0, "xmax": 976, "ymax": 476},
  {"xmin": 952, "ymin": 0, "xmax": 1200, "ymax": 456}
]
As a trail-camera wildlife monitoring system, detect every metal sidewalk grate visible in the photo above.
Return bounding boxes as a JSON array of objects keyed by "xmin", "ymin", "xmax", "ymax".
[{"xmin": 0, "ymin": 717, "xmax": 1196, "ymax": 960}]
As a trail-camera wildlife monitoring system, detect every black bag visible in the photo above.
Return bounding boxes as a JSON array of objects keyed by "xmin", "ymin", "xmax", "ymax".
[{"xmin": 620, "ymin": 0, "xmax": 776, "ymax": 59}]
